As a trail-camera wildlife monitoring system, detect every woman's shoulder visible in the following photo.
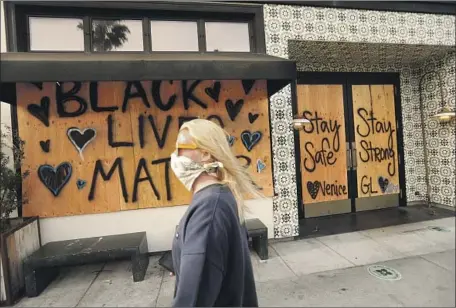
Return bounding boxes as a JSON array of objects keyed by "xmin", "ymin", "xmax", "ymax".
[{"xmin": 190, "ymin": 184, "xmax": 236, "ymax": 217}]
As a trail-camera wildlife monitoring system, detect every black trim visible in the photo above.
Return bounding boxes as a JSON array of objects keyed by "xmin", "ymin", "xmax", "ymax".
[
  {"xmin": 8, "ymin": 1, "xmax": 266, "ymax": 53},
  {"xmin": 245, "ymin": 1, "xmax": 456, "ymax": 15},
  {"xmin": 296, "ymin": 72, "xmax": 407, "ymax": 213}
]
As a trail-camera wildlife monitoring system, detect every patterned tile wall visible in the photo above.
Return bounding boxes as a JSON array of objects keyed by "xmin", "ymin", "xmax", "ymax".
[
  {"xmin": 419, "ymin": 52, "xmax": 456, "ymax": 207},
  {"xmin": 264, "ymin": 4, "xmax": 456, "ymax": 238}
]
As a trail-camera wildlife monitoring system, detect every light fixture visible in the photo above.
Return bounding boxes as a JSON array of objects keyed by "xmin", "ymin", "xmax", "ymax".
[
  {"xmin": 292, "ymin": 116, "xmax": 311, "ymax": 131},
  {"xmin": 431, "ymin": 106, "xmax": 456, "ymax": 123},
  {"xmin": 420, "ymin": 71, "xmax": 455, "ymax": 125}
]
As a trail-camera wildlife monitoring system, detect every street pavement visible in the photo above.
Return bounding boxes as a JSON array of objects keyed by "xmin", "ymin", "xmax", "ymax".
[{"xmin": 14, "ymin": 216, "xmax": 455, "ymax": 307}]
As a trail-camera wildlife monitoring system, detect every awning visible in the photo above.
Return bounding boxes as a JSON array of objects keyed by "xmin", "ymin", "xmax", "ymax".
[{"xmin": 0, "ymin": 52, "xmax": 296, "ymax": 104}]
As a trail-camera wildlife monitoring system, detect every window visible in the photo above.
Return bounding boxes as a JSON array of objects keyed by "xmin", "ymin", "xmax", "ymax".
[
  {"xmin": 28, "ymin": 17, "xmax": 84, "ymax": 51},
  {"xmin": 205, "ymin": 22, "xmax": 250, "ymax": 52},
  {"xmin": 18, "ymin": 3, "xmax": 265, "ymax": 53},
  {"xmin": 150, "ymin": 21, "xmax": 199, "ymax": 52},
  {"xmin": 91, "ymin": 19, "xmax": 144, "ymax": 52}
]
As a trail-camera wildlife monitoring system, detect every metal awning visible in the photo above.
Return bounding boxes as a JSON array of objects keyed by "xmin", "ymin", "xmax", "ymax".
[{"xmin": 0, "ymin": 52, "xmax": 296, "ymax": 104}]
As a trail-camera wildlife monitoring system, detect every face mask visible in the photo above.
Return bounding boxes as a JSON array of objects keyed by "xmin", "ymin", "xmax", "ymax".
[{"xmin": 170, "ymin": 152, "xmax": 223, "ymax": 191}]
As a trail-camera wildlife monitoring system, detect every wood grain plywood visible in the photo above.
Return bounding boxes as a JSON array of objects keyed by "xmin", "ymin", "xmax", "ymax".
[
  {"xmin": 16, "ymin": 80, "xmax": 272, "ymax": 218},
  {"xmin": 297, "ymin": 85, "xmax": 349, "ymax": 204},
  {"xmin": 352, "ymin": 85, "xmax": 399, "ymax": 198}
]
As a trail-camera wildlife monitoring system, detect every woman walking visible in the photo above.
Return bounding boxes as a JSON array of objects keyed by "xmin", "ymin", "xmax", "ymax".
[{"xmin": 170, "ymin": 119, "xmax": 262, "ymax": 307}]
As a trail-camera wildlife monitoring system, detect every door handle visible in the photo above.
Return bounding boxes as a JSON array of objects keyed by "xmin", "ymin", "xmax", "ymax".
[
  {"xmin": 346, "ymin": 142, "xmax": 352, "ymax": 170},
  {"xmin": 351, "ymin": 142, "xmax": 358, "ymax": 170}
]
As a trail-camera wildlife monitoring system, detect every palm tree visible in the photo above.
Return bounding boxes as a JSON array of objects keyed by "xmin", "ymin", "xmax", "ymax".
[{"xmin": 77, "ymin": 20, "xmax": 130, "ymax": 51}]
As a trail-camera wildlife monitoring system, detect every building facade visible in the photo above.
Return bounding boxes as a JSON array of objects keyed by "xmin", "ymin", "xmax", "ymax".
[{"xmin": 1, "ymin": 1, "xmax": 455, "ymax": 252}]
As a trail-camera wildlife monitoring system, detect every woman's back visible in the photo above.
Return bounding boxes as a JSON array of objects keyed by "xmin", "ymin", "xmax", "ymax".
[{"xmin": 172, "ymin": 184, "xmax": 258, "ymax": 307}]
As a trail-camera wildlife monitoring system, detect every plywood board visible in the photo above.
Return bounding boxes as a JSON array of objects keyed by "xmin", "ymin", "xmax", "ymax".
[
  {"xmin": 297, "ymin": 85, "xmax": 349, "ymax": 204},
  {"xmin": 16, "ymin": 80, "xmax": 272, "ymax": 218},
  {"xmin": 352, "ymin": 85, "xmax": 399, "ymax": 198}
]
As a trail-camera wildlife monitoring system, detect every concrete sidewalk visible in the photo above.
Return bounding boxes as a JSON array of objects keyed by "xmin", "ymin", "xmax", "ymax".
[{"xmin": 15, "ymin": 217, "xmax": 455, "ymax": 307}]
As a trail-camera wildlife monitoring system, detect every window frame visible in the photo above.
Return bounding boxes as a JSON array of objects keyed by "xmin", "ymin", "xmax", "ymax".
[{"xmin": 7, "ymin": 1, "xmax": 265, "ymax": 53}]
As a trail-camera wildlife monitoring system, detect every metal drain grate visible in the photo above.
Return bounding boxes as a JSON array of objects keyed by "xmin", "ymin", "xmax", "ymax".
[{"xmin": 367, "ymin": 265, "xmax": 402, "ymax": 281}]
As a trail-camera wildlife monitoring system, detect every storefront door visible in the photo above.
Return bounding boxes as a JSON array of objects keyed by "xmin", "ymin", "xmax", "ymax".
[{"xmin": 295, "ymin": 73, "xmax": 405, "ymax": 218}]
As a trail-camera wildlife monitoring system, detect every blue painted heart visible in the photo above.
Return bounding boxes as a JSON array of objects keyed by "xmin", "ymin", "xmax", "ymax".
[
  {"xmin": 241, "ymin": 130, "xmax": 262, "ymax": 152},
  {"xmin": 227, "ymin": 135, "xmax": 235, "ymax": 147},
  {"xmin": 76, "ymin": 179, "xmax": 87, "ymax": 190},
  {"xmin": 256, "ymin": 159, "xmax": 266, "ymax": 173},
  {"xmin": 38, "ymin": 162, "xmax": 72, "ymax": 197}
]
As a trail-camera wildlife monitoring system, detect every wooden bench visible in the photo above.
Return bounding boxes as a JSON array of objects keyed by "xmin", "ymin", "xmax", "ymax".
[
  {"xmin": 23, "ymin": 232, "xmax": 149, "ymax": 297},
  {"xmin": 246, "ymin": 218, "xmax": 268, "ymax": 260}
]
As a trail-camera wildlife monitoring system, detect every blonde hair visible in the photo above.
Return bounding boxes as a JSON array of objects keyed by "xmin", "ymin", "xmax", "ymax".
[{"xmin": 180, "ymin": 119, "xmax": 264, "ymax": 223}]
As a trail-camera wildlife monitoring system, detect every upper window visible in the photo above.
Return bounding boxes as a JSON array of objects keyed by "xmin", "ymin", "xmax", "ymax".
[
  {"xmin": 22, "ymin": 6, "xmax": 261, "ymax": 53},
  {"xmin": 150, "ymin": 21, "xmax": 199, "ymax": 52},
  {"xmin": 91, "ymin": 19, "xmax": 144, "ymax": 52},
  {"xmin": 29, "ymin": 17, "xmax": 84, "ymax": 51},
  {"xmin": 205, "ymin": 22, "xmax": 250, "ymax": 52}
]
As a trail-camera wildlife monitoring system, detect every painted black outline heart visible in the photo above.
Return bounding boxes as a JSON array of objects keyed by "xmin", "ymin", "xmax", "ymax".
[
  {"xmin": 67, "ymin": 127, "xmax": 97, "ymax": 155},
  {"xmin": 242, "ymin": 80, "xmax": 255, "ymax": 95},
  {"xmin": 241, "ymin": 130, "xmax": 262, "ymax": 152},
  {"xmin": 38, "ymin": 162, "xmax": 72, "ymax": 197},
  {"xmin": 76, "ymin": 179, "xmax": 87, "ymax": 190},
  {"xmin": 225, "ymin": 99, "xmax": 244, "ymax": 121},
  {"xmin": 39, "ymin": 139, "xmax": 50, "ymax": 153},
  {"xmin": 205, "ymin": 81, "xmax": 221, "ymax": 103},
  {"xmin": 378, "ymin": 176, "xmax": 389, "ymax": 193},
  {"xmin": 248, "ymin": 112, "xmax": 259, "ymax": 124},
  {"xmin": 27, "ymin": 97, "xmax": 50, "ymax": 127},
  {"xmin": 307, "ymin": 181, "xmax": 321, "ymax": 200}
]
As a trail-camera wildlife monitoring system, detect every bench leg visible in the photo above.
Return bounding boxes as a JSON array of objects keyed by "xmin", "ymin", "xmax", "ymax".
[
  {"xmin": 24, "ymin": 267, "xmax": 59, "ymax": 297},
  {"xmin": 131, "ymin": 254, "xmax": 149, "ymax": 282},
  {"xmin": 252, "ymin": 233, "xmax": 268, "ymax": 260}
]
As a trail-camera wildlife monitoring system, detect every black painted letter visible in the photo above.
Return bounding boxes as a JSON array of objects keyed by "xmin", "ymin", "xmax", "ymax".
[
  {"xmin": 122, "ymin": 81, "xmax": 150, "ymax": 112},
  {"xmin": 108, "ymin": 114, "xmax": 134, "ymax": 147},
  {"xmin": 89, "ymin": 158, "xmax": 128, "ymax": 202},
  {"xmin": 132, "ymin": 158, "xmax": 161, "ymax": 202},
  {"xmin": 90, "ymin": 82, "xmax": 118, "ymax": 112},
  {"xmin": 56, "ymin": 82, "xmax": 88, "ymax": 117}
]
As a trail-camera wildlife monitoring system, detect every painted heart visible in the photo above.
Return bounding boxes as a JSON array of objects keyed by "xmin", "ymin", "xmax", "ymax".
[
  {"xmin": 76, "ymin": 179, "xmax": 87, "ymax": 190},
  {"xmin": 225, "ymin": 99, "xmax": 244, "ymax": 121},
  {"xmin": 241, "ymin": 130, "xmax": 262, "ymax": 152},
  {"xmin": 40, "ymin": 139, "xmax": 50, "ymax": 153},
  {"xmin": 378, "ymin": 176, "xmax": 389, "ymax": 193},
  {"xmin": 248, "ymin": 112, "xmax": 259, "ymax": 124},
  {"xmin": 205, "ymin": 81, "xmax": 221, "ymax": 103},
  {"xmin": 307, "ymin": 181, "xmax": 321, "ymax": 200},
  {"xmin": 67, "ymin": 127, "xmax": 97, "ymax": 154},
  {"xmin": 227, "ymin": 135, "xmax": 235, "ymax": 147},
  {"xmin": 256, "ymin": 159, "xmax": 266, "ymax": 173},
  {"xmin": 242, "ymin": 80, "xmax": 255, "ymax": 95},
  {"xmin": 27, "ymin": 97, "xmax": 50, "ymax": 127},
  {"xmin": 38, "ymin": 162, "xmax": 72, "ymax": 197}
]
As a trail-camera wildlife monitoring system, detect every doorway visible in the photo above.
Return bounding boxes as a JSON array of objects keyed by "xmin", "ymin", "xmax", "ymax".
[{"xmin": 294, "ymin": 73, "xmax": 406, "ymax": 219}]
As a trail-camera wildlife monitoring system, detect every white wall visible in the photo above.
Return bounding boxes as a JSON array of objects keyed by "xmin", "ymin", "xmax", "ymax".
[{"xmin": 39, "ymin": 198, "xmax": 274, "ymax": 252}]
